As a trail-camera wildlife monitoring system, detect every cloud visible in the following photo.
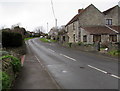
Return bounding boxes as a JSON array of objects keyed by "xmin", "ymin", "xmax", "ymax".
[{"xmin": 0, "ymin": 0, "xmax": 119, "ymax": 32}]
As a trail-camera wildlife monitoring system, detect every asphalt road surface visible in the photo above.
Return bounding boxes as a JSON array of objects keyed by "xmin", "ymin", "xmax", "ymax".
[{"xmin": 26, "ymin": 38, "xmax": 119, "ymax": 89}]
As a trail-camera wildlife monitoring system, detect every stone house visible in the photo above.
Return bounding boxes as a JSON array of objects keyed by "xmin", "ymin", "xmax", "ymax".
[
  {"xmin": 65, "ymin": 4, "xmax": 120, "ymax": 44},
  {"xmin": 48, "ymin": 27, "xmax": 59, "ymax": 40},
  {"xmin": 80, "ymin": 26, "xmax": 120, "ymax": 44},
  {"xmin": 58, "ymin": 25, "xmax": 69, "ymax": 43}
]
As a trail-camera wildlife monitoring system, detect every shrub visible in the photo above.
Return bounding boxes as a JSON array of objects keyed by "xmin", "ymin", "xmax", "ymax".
[
  {"xmin": 68, "ymin": 43, "xmax": 72, "ymax": 47},
  {"xmin": 0, "ymin": 71, "xmax": 11, "ymax": 90},
  {"xmin": 2, "ymin": 31, "xmax": 23, "ymax": 47},
  {"xmin": 1, "ymin": 55, "xmax": 21, "ymax": 74},
  {"xmin": 78, "ymin": 42, "xmax": 83, "ymax": 46},
  {"xmin": 101, "ymin": 42, "xmax": 109, "ymax": 48}
]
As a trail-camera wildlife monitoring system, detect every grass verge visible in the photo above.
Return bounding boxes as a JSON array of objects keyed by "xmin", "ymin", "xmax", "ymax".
[
  {"xmin": 24, "ymin": 37, "xmax": 34, "ymax": 41},
  {"xmin": 108, "ymin": 50, "xmax": 120, "ymax": 56}
]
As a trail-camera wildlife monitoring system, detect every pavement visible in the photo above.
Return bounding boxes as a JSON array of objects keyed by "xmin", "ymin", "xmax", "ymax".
[{"xmin": 12, "ymin": 42, "xmax": 60, "ymax": 89}]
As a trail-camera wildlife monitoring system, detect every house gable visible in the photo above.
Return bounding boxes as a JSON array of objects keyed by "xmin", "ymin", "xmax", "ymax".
[
  {"xmin": 103, "ymin": 5, "xmax": 119, "ymax": 26},
  {"xmin": 79, "ymin": 4, "xmax": 105, "ymax": 26}
]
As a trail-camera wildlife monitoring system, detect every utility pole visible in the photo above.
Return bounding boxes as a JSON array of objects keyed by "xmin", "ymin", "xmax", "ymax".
[
  {"xmin": 47, "ymin": 22, "xmax": 48, "ymax": 33},
  {"xmin": 55, "ymin": 18, "xmax": 57, "ymax": 28}
]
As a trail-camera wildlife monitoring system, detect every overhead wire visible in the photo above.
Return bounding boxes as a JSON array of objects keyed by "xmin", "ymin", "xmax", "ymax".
[{"xmin": 51, "ymin": 0, "xmax": 56, "ymax": 19}]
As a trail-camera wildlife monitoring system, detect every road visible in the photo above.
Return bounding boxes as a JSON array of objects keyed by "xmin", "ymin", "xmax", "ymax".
[{"xmin": 26, "ymin": 38, "xmax": 119, "ymax": 89}]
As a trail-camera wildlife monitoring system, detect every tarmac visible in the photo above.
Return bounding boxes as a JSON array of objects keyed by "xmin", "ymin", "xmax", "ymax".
[{"xmin": 12, "ymin": 44, "xmax": 60, "ymax": 89}]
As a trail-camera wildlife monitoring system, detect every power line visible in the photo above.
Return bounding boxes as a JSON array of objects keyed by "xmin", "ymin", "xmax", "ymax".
[
  {"xmin": 51, "ymin": 0, "xmax": 57, "ymax": 27},
  {"xmin": 51, "ymin": 0, "xmax": 56, "ymax": 19}
]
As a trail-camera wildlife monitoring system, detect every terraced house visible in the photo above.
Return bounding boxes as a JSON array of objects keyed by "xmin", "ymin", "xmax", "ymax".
[{"xmin": 65, "ymin": 4, "xmax": 120, "ymax": 44}]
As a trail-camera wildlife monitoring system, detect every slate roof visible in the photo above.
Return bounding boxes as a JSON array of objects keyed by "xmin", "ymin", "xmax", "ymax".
[
  {"xmin": 65, "ymin": 4, "xmax": 103, "ymax": 27},
  {"xmin": 109, "ymin": 26, "xmax": 120, "ymax": 33},
  {"xmin": 103, "ymin": 5, "xmax": 118, "ymax": 15},
  {"xmin": 82, "ymin": 26, "xmax": 120, "ymax": 35}
]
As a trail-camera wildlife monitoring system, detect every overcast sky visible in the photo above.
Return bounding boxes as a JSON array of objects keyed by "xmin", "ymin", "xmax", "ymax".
[{"xmin": 0, "ymin": 0, "xmax": 119, "ymax": 32}]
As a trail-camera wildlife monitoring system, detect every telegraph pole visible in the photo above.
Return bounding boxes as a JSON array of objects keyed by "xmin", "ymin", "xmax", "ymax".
[
  {"xmin": 47, "ymin": 22, "xmax": 48, "ymax": 33},
  {"xmin": 55, "ymin": 18, "xmax": 57, "ymax": 28}
]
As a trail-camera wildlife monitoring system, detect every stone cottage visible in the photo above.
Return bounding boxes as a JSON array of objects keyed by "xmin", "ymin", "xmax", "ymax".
[
  {"xmin": 65, "ymin": 4, "xmax": 120, "ymax": 44},
  {"xmin": 48, "ymin": 27, "xmax": 59, "ymax": 40}
]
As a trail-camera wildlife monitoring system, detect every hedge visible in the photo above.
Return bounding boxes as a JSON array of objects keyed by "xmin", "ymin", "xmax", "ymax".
[
  {"xmin": 2, "ymin": 31, "xmax": 23, "ymax": 47},
  {"xmin": 1, "ymin": 55, "xmax": 21, "ymax": 74},
  {"xmin": 0, "ymin": 71, "xmax": 12, "ymax": 90},
  {"xmin": 0, "ymin": 55, "xmax": 21, "ymax": 90}
]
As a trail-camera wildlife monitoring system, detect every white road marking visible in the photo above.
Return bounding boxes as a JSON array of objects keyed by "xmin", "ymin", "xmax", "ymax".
[
  {"xmin": 88, "ymin": 65, "xmax": 120, "ymax": 79},
  {"xmin": 48, "ymin": 49, "xmax": 55, "ymax": 52},
  {"xmin": 60, "ymin": 54, "xmax": 76, "ymax": 61},
  {"xmin": 62, "ymin": 70, "xmax": 67, "ymax": 73},
  {"xmin": 111, "ymin": 74, "xmax": 120, "ymax": 79},
  {"xmin": 35, "ymin": 55, "xmax": 45, "ymax": 69},
  {"xmin": 88, "ymin": 65, "xmax": 107, "ymax": 74}
]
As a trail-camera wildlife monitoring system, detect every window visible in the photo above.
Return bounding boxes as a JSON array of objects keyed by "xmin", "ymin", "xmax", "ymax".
[
  {"xmin": 109, "ymin": 35, "xmax": 117, "ymax": 42},
  {"xmin": 83, "ymin": 35, "xmax": 87, "ymax": 42},
  {"xmin": 106, "ymin": 19, "xmax": 112, "ymax": 25},
  {"xmin": 73, "ymin": 23, "xmax": 75, "ymax": 30},
  {"xmin": 78, "ymin": 31, "xmax": 81, "ymax": 38},
  {"xmin": 73, "ymin": 34, "xmax": 75, "ymax": 42},
  {"xmin": 63, "ymin": 36, "xmax": 65, "ymax": 41},
  {"xmin": 93, "ymin": 35, "xmax": 101, "ymax": 42}
]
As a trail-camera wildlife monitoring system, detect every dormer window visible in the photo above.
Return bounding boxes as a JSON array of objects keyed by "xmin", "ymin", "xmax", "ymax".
[{"xmin": 106, "ymin": 19, "xmax": 112, "ymax": 25}]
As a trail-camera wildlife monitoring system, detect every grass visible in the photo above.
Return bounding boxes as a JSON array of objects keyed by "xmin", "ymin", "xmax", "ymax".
[
  {"xmin": 100, "ymin": 47, "xmax": 106, "ymax": 51},
  {"xmin": 24, "ymin": 37, "xmax": 34, "ymax": 41},
  {"xmin": 40, "ymin": 38, "xmax": 56, "ymax": 43},
  {"xmin": 108, "ymin": 50, "xmax": 120, "ymax": 56}
]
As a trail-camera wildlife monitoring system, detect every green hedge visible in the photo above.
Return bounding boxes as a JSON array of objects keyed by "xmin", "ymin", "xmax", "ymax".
[
  {"xmin": 2, "ymin": 31, "xmax": 23, "ymax": 47},
  {"xmin": 0, "ymin": 71, "xmax": 12, "ymax": 90},
  {"xmin": 1, "ymin": 55, "xmax": 21, "ymax": 74},
  {"xmin": 0, "ymin": 55, "xmax": 21, "ymax": 90}
]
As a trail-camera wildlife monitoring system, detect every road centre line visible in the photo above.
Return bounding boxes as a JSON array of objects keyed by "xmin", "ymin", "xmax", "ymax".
[
  {"xmin": 48, "ymin": 49, "xmax": 55, "ymax": 52},
  {"xmin": 88, "ymin": 65, "xmax": 120, "ymax": 79},
  {"xmin": 60, "ymin": 53, "xmax": 76, "ymax": 61},
  {"xmin": 111, "ymin": 74, "xmax": 120, "ymax": 79}
]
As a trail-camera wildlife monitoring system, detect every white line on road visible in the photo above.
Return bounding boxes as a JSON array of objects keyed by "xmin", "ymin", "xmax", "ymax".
[
  {"xmin": 60, "ymin": 54, "xmax": 76, "ymax": 61},
  {"xmin": 35, "ymin": 55, "xmax": 45, "ymax": 69},
  {"xmin": 88, "ymin": 65, "xmax": 120, "ymax": 79},
  {"xmin": 48, "ymin": 49, "xmax": 55, "ymax": 52},
  {"xmin": 88, "ymin": 65, "xmax": 107, "ymax": 74},
  {"xmin": 111, "ymin": 74, "xmax": 120, "ymax": 79}
]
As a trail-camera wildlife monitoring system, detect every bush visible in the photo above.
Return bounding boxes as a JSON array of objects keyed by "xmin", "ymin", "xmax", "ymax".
[
  {"xmin": 0, "ymin": 71, "xmax": 11, "ymax": 90},
  {"xmin": 78, "ymin": 42, "xmax": 83, "ymax": 46},
  {"xmin": 1, "ymin": 55, "xmax": 21, "ymax": 74},
  {"xmin": 101, "ymin": 42, "xmax": 109, "ymax": 48},
  {"xmin": 68, "ymin": 43, "xmax": 72, "ymax": 47},
  {"xmin": 2, "ymin": 31, "xmax": 23, "ymax": 47}
]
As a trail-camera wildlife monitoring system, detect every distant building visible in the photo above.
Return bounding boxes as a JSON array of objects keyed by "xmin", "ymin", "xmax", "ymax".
[{"xmin": 48, "ymin": 27, "xmax": 59, "ymax": 40}]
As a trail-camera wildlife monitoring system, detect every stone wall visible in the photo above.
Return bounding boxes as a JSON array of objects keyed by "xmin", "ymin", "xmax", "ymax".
[
  {"xmin": 80, "ymin": 28, "xmax": 93, "ymax": 44},
  {"xmin": 66, "ymin": 20, "xmax": 79, "ymax": 43},
  {"xmin": 104, "ymin": 6, "xmax": 119, "ymax": 26},
  {"xmin": 79, "ymin": 5, "xmax": 105, "ymax": 26}
]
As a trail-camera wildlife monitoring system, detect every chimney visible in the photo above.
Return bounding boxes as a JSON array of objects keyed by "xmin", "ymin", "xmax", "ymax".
[{"xmin": 78, "ymin": 9, "xmax": 84, "ymax": 14}]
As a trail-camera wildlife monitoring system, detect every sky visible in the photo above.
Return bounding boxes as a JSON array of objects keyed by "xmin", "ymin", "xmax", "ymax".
[{"xmin": 0, "ymin": 0, "xmax": 119, "ymax": 33}]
